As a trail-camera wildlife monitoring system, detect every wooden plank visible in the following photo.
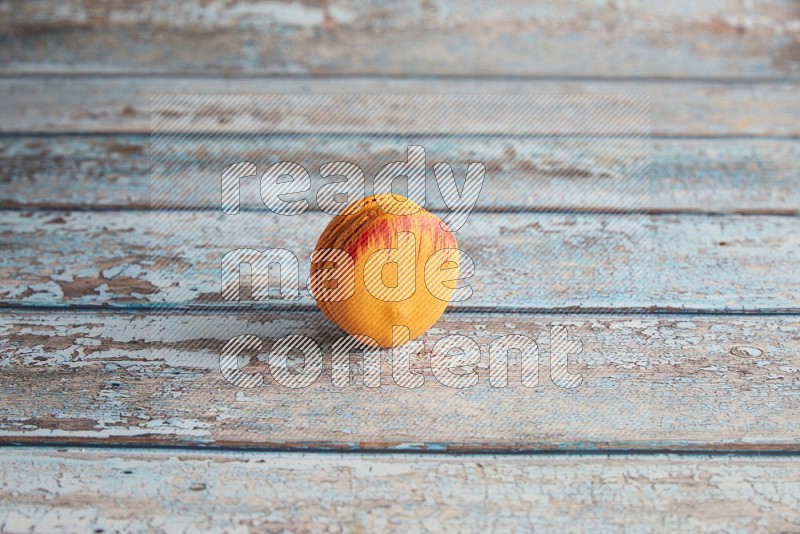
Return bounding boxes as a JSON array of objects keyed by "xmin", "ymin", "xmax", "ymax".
[
  {"xmin": 146, "ymin": 94, "xmax": 654, "ymax": 136},
  {"xmin": 2, "ymin": 0, "xmax": 799, "ymax": 78},
  {"xmin": 1, "ymin": 449, "xmax": 799, "ymax": 532},
  {"xmin": 2, "ymin": 135, "xmax": 798, "ymax": 213},
  {"xmin": 2, "ymin": 78, "xmax": 799, "ymax": 135},
  {"xmin": 1, "ymin": 310, "xmax": 798, "ymax": 450},
  {"xmin": 1, "ymin": 211, "xmax": 797, "ymax": 311}
]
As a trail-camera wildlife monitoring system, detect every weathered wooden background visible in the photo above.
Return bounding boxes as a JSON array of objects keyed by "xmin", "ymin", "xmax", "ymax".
[{"xmin": 1, "ymin": 0, "xmax": 799, "ymax": 531}]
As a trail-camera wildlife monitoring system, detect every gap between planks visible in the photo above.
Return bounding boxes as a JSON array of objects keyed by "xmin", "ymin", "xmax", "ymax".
[
  {"xmin": 4, "ymin": 72, "xmax": 800, "ymax": 83},
  {"xmin": 4, "ymin": 442, "xmax": 800, "ymax": 456},
  {"xmin": 1, "ymin": 304, "xmax": 800, "ymax": 316}
]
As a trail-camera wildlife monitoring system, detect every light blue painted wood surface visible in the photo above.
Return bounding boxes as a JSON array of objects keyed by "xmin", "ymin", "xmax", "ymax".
[{"xmin": 0, "ymin": 1, "xmax": 798, "ymax": 528}]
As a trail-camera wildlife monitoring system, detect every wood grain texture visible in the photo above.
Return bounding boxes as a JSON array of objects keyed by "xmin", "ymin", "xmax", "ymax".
[
  {"xmin": 2, "ymin": 77, "xmax": 799, "ymax": 135},
  {"xmin": 1, "ymin": 311, "xmax": 798, "ymax": 450},
  {"xmin": 2, "ymin": 135, "xmax": 798, "ymax": 213},
  {"xmin": 1, "ymin": 448, "xmax": 799, "ymax": 532},
  {"xmin": 2, "ymin": 0, "xmax": 799, "ymax": 78},
  {"xmin": 2, "ymin": 211, "xmax": 797, "ymax": 311}
]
